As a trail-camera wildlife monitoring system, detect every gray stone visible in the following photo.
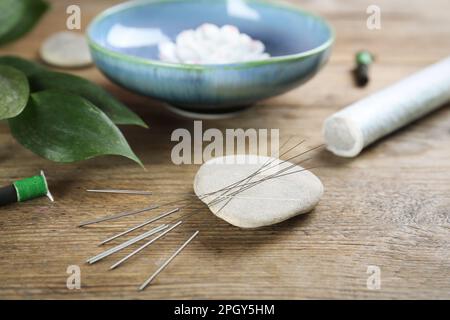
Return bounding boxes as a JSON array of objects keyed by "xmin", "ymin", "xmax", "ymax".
[
  {"xmin": 40, "ymin": 31, "xmax": 92, "ymax": 68},
  {"xmin": 194, "ymin": 155, "xmax": 323, "ymax": 228}
]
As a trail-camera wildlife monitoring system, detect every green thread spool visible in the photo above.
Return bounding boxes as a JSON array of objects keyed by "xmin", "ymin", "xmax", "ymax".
[
  {"xmin": 354, "ymin": 50, "xmax": 374, "ymax": 87},
  {"xmin": 13, "ymin": 171, "xmax": 52, "ymax": 202},
  {"xmin": 0, "ymin": 171, "xmax": 53, "ymax": 205},
  {"xmin": 356, "ymin": 51, "xmax": 374, "ymax": 66}
]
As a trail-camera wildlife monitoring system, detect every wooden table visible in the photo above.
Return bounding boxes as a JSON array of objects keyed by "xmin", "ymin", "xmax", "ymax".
[{"xmin": 0, "ymin": 0, "xmax": 449, "ymax": 299}]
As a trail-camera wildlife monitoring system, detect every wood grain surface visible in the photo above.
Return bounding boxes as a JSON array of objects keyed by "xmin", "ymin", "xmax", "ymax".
[{"xmin": 0, "ymin": 0, "xmax": 449, "ymax": 299}]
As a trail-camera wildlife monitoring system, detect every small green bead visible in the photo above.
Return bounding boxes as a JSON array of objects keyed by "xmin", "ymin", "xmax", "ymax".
[
  {"xmin": 13, "ymin": 173, "xmax": 48, "ymax": 202},
  {"xmin": 356, "ymin": 51, "xmax": 373, "ymax": 65}
]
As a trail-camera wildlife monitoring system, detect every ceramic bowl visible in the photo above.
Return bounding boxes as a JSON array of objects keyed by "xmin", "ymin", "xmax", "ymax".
[{"xmin": 87, "ymin": 0, "xmax": 334, "ymax": 117}]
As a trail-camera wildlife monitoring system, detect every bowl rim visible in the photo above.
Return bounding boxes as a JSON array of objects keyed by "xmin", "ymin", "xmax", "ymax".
[{"xmin": 87, "ymin": 0, "xmax": 335, "ymax": 70}]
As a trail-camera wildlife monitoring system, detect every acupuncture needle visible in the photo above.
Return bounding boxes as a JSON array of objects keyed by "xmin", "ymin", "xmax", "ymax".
[
  {"xmin": 208, "ymin": 164, "xmax": 318, "ymax": 207},
  {"xmin": 205, "ymin": 140, "xmax": 305, "ymax": 213},
  {"xmin": 87, "ymin": 189, "xmax": 152, "ymax": 195},
  {"xmin": 139, "ymin": 231, "xmax": 200, "ymax": 291},
  {"xmin": 110, "ymin": 221, "xmax": 183, "ymax": 270},
  {"xmin": 206, "ymin": 157, "xmax": 314, "ymax": 207},
  {"xmin": 199, "ymin": 138, "xmax": 303, "ymax": 198},
  {"xmin": 78, "ymin": 199, "xmax": 187, "ymax": 227},
  {"xmin": 220, "ymin": 144, "xmax": 323, "ymax": 194},
  {"xmin": 78, "ymin": 205, "xmax": 160, "ymax": 227},
  {"xmin": 205, "ymin": 144, "xmax": 325, "ymax": 207},
  {"xmin": 99, "ymin": 208, "xmax": 180, "ymax": 245},
  {"xmin": 87, "ymin": 224, "xmax": 168, "ymax": 264},
  {"xmin": 200, "ymin": 142, "xmax": 321, "ymax": 199}
]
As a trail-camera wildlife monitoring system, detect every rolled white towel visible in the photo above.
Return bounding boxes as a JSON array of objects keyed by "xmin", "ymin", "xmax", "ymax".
[{"xmin": 323, "ymin": 56, "xmax": 450, "ymax": 157}]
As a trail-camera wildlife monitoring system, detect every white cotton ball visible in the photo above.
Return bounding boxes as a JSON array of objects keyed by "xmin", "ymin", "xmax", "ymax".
[
  {"xmin": 239, "ymin": 33, "xmax": 252, "ymax": 47},
  {"xmin": 158, "ymin": 23, "xmax": 270, "ymax": 64},
  {"xmin": 199, "ymin": 23, "xmax": 220, "ymax": 40},
  {"xmin": 250, "ymin": 40, "xmax": 265, "ymax": 54},
  {"xmin": 158, "ymin": 41, "xmax": 178, "ymax": 63},
  {"xmin": 220, "ymin": 25, "xmax": 240, "ymax": 45},
  {"xmin": 176, "ymin": 30, "xmax": 195, "ymax": 47},
  {"xmin": 175, "ymin": 45, "xmax": 199, "ymax": 63}
]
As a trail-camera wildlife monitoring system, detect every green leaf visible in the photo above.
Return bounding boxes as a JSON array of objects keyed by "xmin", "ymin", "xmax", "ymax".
[
  {"xmin": 0, "ymin": 0, "xmax": 49, "ymax": 46},
  {"xmin": 0, "ymin": 55, "xmax": 46, "ymax": 77},
  {"xmin": 0, "ymin": 65, "xmax": 29, "ymax": 120},
  {"xmin": 9, "ymin": 90, "xmax": 143, "ymax": 166},
  {"xmin": 29, "ymin": 71, "xmax": 148, "ymax": 128},
  {"xmin": 0, "ymin": 1, "xmax": 23, "ymax": 41}
]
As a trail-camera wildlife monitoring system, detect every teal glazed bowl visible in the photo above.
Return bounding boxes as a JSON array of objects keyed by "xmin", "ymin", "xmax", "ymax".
[{"xmin": 87, "ymin": 0, "xmax": 334, "ymax": 116}]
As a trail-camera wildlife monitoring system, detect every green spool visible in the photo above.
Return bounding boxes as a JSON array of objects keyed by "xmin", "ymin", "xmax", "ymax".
[
  {"xmin": 13, "ymin": 171, "xmax": 53, "ymax": 202},
  {"xmin": 356, "ymin": 51, "xmax": 374, "ymax": 66}
]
